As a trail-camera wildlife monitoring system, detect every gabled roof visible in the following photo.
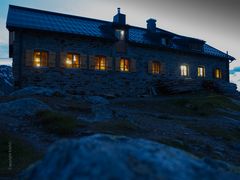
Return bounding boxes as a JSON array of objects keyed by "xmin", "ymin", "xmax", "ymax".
[{"xmin": 6, "ymin": 5, "xmax": 235, "ymax": 60}]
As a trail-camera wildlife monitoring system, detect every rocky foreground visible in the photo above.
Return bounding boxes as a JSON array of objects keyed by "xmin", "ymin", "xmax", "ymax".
[
  {"xmin": 20, "ymin": 134, "xmax": 239, "ymax": 180},
  {"xmin": 0, "ymin": 86, "xmax": 240, "ymax": 179}
]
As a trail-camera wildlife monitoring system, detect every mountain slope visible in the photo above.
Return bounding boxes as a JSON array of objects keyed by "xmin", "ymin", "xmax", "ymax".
[{"xmin": 0, "ymin": 65, "xmax": 13, "ymax": 94}]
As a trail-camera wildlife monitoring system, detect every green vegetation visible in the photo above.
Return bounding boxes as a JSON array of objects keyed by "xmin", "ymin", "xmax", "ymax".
[
  {"xmin": 173, "ymin": 94, "xmax": 240, "ymax": 116},
  {"xmin": 0, "ymin": 132, "xmax": 42, "ymax": 177},
  {"xmin": 115, "ymin": 93, "xmax": 240, "ymax": 117},
  {"xmin": 36, "ymin": 110, "xmax": 78, "ymax": 136},
  {"xmin": 92, "ymin": 119, "xmax": 141, "ymax": 135}
]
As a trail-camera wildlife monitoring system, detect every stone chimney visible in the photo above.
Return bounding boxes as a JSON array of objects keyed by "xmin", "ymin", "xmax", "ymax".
[
  {"xmin": 147, "ymin": 18, "xmax": 157, "ymax": 33},
  {"xmin": 113, "ymin": 8, "xmax": 126, "ymax": 25}
]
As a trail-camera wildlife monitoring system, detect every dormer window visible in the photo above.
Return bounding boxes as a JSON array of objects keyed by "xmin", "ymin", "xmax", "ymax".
[{"xmin": 115, "ymin": 29, "xmax": 125, "ymax": 40}]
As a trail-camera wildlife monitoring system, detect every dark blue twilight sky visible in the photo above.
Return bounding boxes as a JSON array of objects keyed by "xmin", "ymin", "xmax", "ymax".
[{"xmin": 0, "ymin": 0, "xmax": 239, "ymax": 88}]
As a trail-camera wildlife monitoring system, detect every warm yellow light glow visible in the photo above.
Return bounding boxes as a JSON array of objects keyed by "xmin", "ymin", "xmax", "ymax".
[
  {"xmin": 66, "ymin": 59, "xmax": 72, "ymax": 64},
  {"xmin": 152, "ymin": 62, "xmax": 160, "ymax": 74},
  {"xmin": 33, "ymin": 51, "xmax": 48, "ymax": 67},
  {"xmin": 65, "ymin": 53, "xmax": 80, "ymax": 68},
  {"xmin": 120, "ymin": 58, "xmax": 129, "ymax": 72},
  {"xmin": 215, "ymin": 68, "xmax": 222, "ymax": 79},
  {"xmin": 180, "ymin": 65, "xmax": 189, "ymax": 76},
  {"xmin": 73, "ymin": 55, "xmax": 77, "ymax": 62},
  {"xmin": 198, "ymin": 66, "xmax": 205, "ymax": 77},
  {"xmin": 95, "ymin": 56, "xmax": 106, "ymax": 70}
]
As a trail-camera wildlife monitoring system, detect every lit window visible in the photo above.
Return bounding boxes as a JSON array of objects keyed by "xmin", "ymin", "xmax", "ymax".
[
  {"xmin": 115, "ymin": 29, "xmax": 125, "ymax": 40},
  {"xmin": 152, "ymin": 62, "xmax": 161, "ymax": 74},
  {"xmin": 180, "ymin": 64, "xmax": 189, "ymax": 77},
  {"xmin": 120, "ymin": 58, "xmax": 129, "ymax": 72},
  {"xmin": 214, "ymin": 68, "xmax": 222, "ymax": 79},
  {"xmin": 66, "ymin": 53, "xmax": 80, "ymax": 68},
  {"xmin": 198, "ymin": 66, "xmax": 205, "ymax": 77},
  {"xmin": 33, "ymin": 51, "xmax": 48, "ymax": 67},
  {"xmin": 95, "ymin": 56, "xmax": 106, "ymax": 70}
]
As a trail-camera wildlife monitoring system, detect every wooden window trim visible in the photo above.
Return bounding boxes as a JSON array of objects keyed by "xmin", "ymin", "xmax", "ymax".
[
  {"xmin": 33, "ymin": 50, "xmax": 49, "ymax": 68},
  {"xmin": 152, "ymin": 61, "xmax": 161, "ymax": 74},
  {"xmin": 65, "ymin": 53, "xmax": 80, "ymax": 68},
  {"xmin": 95, "ymin": 56, "xmax": 107, "ymax": 71},
  {"xmin": 119, "ymin": 58, "xmax": 130, "ymax": 72},
  {"xmin": 214, "ymin": 68, "xmax": 222, "ymax": 79},
  {"xmin": 197, "ymin": 66, "xmax": 205, "ymax": 77},
  {"xmin": 180, "ymin": 64, "xmax": 189, "ymax": 77}
]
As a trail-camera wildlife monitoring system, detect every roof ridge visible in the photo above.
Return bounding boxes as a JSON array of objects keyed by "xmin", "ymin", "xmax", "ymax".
[
  {"xmin": 7, "ymin": 5, "xmax": 235, "ymax": 60},
  {"xmin": 9, "ymin": 4, "xmax": 112, "ymax": 24},
  {"xmin": 9, "ymin": 5, "xmax": 204, "ymax": 42}
]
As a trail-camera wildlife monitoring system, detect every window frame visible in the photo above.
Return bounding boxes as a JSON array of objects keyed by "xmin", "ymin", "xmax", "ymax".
[
  {"xmin": 152, "ymin": 61, "xmax": 161, "ymax": 74},
  {"xmin": 197, "ymin": 65, "xmax": 205, "ymax": 78},
  {"xmin": 95, "ymin": 56, "xmax": 107, "ymax": 71},
  {"xmin": 115, "ymin": 29, "xmax": 125, "ymax": 40},
  {"xmin": 180, "ymin": 64, "xmax": 189, "ymax": 77},
  {"xmin": 33, "ymin": 50, "xmax": 49, "ymax": 68},
  {"xmin": 65, "ymin": 53, "xmax": 81, "ymax": 68},
  {"xmin": 214, "ymin": 68, "xmax": 222, "ymax": 79},
  {"xmin": 120, "ymin": 58, "xmax": 130, "ymax": 72}
]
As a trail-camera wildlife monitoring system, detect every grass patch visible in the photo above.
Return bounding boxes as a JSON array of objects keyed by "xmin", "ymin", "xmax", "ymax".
[
  {"xmin": 36, "ymin": 110, "xmax": 78, "ymax": 136},
  {"xmin": 173, "ymin": 94, "xmax": 240, "ymax": 116},
  {"xmin": 92, "ymin": 119, "xmax": 141, "ymax": 135},
  {"xmin": 115, "ymin": 93, "xmax": 240, "ymax": 117},
  {"xmin": 184, "ymin": 123, "xmax": 240, "ymax": 141},
  {"xmin": 0, "ymin": 132, "xmax": 42, "ymax": 177}
]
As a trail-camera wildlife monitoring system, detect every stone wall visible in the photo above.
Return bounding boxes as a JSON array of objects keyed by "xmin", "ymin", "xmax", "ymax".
[{"xmin": 12, "ymin": 30, "xmax": 229, "ymax": 96}]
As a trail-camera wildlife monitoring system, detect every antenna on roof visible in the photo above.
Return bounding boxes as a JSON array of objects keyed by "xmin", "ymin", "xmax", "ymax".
[{"xmin": 117, "ymin": 8, "xmax": 121, "ymax": 14}]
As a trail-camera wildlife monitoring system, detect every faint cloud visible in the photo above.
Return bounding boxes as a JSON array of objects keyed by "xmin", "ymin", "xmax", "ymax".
[
  {"xmin": 230, "ymin": 72, "xmax": 240, "ymax": 91},
  {"xmin": 230, "ymin": 66, "xmax": 240, "ymax": 74},
  {"xmin": 0, "ymin": 43, "xmax": 8, "ymax": 58},
  {"xmin": 0, "ymin": 18, "xmax": 8, "ymax": 44}
]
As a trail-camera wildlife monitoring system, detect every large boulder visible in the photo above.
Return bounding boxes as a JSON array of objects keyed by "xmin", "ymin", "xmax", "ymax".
[
  {"xmin": 20, "ymin": 134, "xmax": 239, "ymax": 180},
  {"xmin": 10, "ymin": 86, "xmax": 66, "ymax": 97},
  {"xmin": 77, "ymin": 96, "xmax": 112, "ymax": 122},
  {"xmin": 0, "ymin": 98, "xmax": 50, "ymax": 118}
]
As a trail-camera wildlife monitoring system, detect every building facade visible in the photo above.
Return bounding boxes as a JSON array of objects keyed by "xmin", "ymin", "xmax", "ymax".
[{"xmin": 6, "ymin": 5, "xmax": 235, "ymax": 96}]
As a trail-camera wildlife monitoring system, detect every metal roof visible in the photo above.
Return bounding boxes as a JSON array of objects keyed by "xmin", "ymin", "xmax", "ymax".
[{"xmin": 6, "ymin": 5, "xmax": 235, "ymax": 60}]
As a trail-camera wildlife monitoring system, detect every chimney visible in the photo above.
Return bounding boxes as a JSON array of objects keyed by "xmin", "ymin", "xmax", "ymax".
[
  {"xmin": 113, "ymin": 8, "xmax": 126, "ymax": 25},
  {"xmin": 147, "ymin": 18, "xmax": 157, "ymax": 33}
]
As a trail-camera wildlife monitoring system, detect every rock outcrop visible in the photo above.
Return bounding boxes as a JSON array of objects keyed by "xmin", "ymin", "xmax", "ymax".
[
  {"xmin": 0, "ymin": 98, "xmax": 51, "ymax": 118},
  {"xmin": 20, "ymin": 134, "xmax": 239, "ymax": 180},
  {"xmin": 77, "ymin": 96, "xmax": 112, "ymax": 122},
  {"xmin": 0, "ymin": 65, "xmax": 13, "ymax": 95},
  {"xmin": 10, "ymin": 86, "xmax": 66, "ymax": 97}
]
